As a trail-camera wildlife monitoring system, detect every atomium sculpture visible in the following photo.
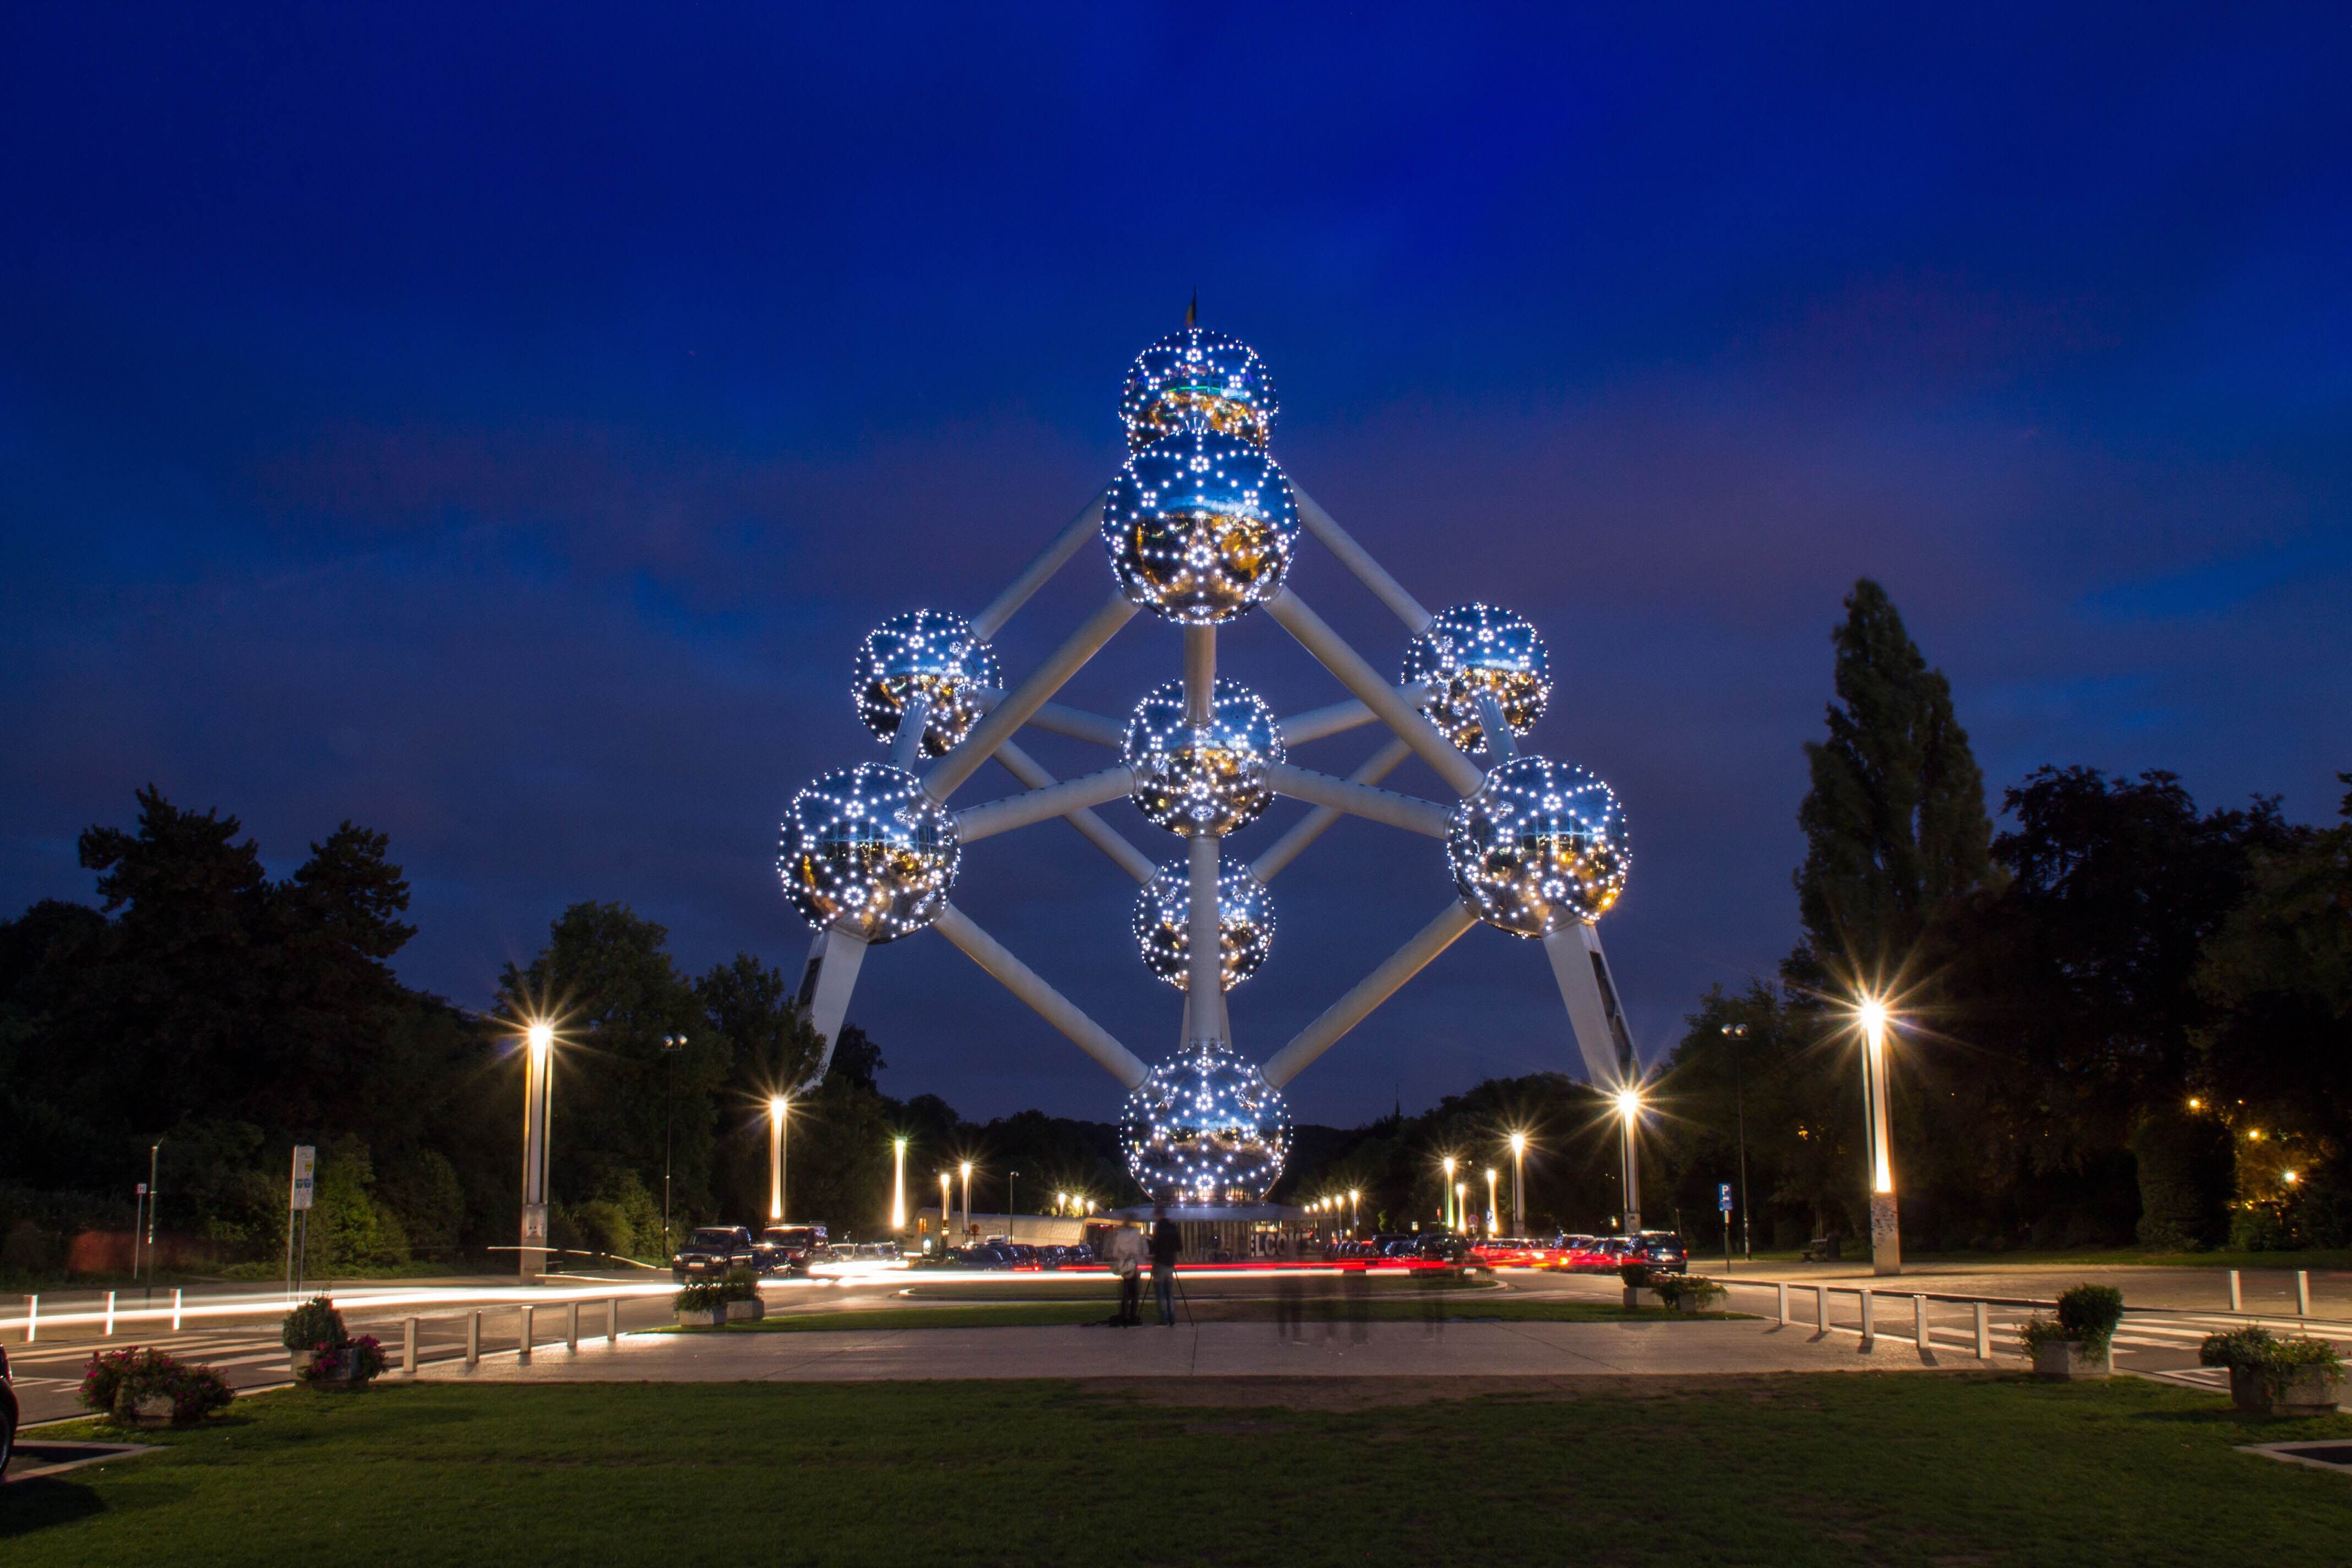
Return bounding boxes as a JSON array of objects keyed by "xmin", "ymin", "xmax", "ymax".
[{"xmin": 778, "ymin": 315, "xmax": 1649, "ymax": 1213}]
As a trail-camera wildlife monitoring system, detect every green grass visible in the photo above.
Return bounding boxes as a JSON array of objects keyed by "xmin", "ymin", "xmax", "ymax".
[
  {"xmin": 664, "ymin": 1297, "xmax": 1713, "ymax": 1333},
  {"xmin": 9, "ymin": 1375, "xmax": 2346, "ymax": 1566}
]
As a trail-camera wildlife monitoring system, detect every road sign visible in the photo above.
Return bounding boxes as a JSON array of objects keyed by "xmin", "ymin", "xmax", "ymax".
[
  {"xmin": 1718, "ymin": 1183, "xmax": 1733, "ymax": 1214},
  {"xmin": 136, "ymin": 1182, "xmax": 148, "ymax": 1196},
  {"xmin": 290, "ymin": 1145, "xmax": 317, "ymax": 1211}
]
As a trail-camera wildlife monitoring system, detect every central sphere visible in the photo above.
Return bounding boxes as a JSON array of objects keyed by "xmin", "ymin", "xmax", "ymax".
[
  {"xmin": 852, "ymin": 609, "xmax": 1001, "ymax": 759},
  {"xmin": 1120, "ymin": 1044, "xmax": 1292, "ymax": 1206},
  {"xmin": 1119, "ymin": 326, "xmax": 1280, "ymax": 450},
  {"xmin": 1446, "ymin": 755, "xmax": 1629, "ymax": 937},
  {"xmin": 1133, "ymin": 859, "xmax": 1275, "ymax": 990},
  {"xmin": 778, "ymin": 761, "xmax": 959, "ymax": 944},
  {"xmin": 1102, "ymin": 429, "xmax": 1299, "ymax": 625},
  {"xmin": 1122, "ymin": 677, "xmax": 1284, "ymax": 835},
  {"xmin": 1401, "ymin": 603, "xmax": 1550, "ymax": 754}
]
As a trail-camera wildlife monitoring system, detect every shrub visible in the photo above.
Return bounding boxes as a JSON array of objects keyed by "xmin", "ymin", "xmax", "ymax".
[
  {"xmin": 299, "ymin": 1333, "xmax": 387, "ymax": 1386},
  {"xmin": 1654, "ymin": 1274, "xmax": 1725, "ymax": 1309},
  {"xmin": 78, "ymin": 1346, "xmax": 235, "ymax": 1425},
  {"xmin": 674, "ymin": 1280, "xmax": 727, "ymax": 1313},
  {"xmin": 1619, "ymin": 1263, "xmax": 1654, "ymax": 1289},
  {"xmin": 2054, "ymin": 1284, "xmax": 2125, "ymax": 1354},
  {"xmin": 281, "ymin": 1295, "xmax": 349, "ymax": 1352},
  {"xmin": 2016, "ymin": 1316, "xmax": 2075, "ymax": 1354},
  {"xmin": 2201, "ymin": 1326, "xmax": 2345, "ymax": 1400},
  {"xmin": 720, "ymin": 1265, "xmax": 760, "ymax": 1303}
]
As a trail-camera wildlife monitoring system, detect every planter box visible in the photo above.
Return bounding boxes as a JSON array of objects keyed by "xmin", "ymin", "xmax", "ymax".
[
  {"xmin": 128, "ymin": 1395, "xmax": 176, "ymax": 1430},
  {"xmin": 1623, "ymin": 1287, "xmax": 1666, "ymax": 1310},
  {"xmin": 2230, "ymin": 1365, "xmax": 2346, "ymax": 1417},
  {"xmin": 2032, "ymin": 1341, "xmax": 2111, "ymax": 1381},
  {"xmin": 726, "ymin": 1298, "xmax": 766, "ymax": 1323},
  {"xmin": 674, "ymin": 1306, "xmax": 727, "ymax": 1328},
  {"xmin": 1674, "ymin": 1293, "xmax": 1724, "ymax": 1315},
  {"xmin": 288, "ymin": 1349, "xmax": 315, "ymax": 1376}
]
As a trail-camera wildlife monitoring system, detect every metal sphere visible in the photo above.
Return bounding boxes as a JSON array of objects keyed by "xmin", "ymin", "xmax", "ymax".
[
  {"xmin": 1133, "ymin": 859, "xmax": 1275, "ymax": 991},
  {"xmin": 1101, "ymin": 429, "xmax": 1299, "ymax": 625},
  {"xmin": 1122, "ymin": 677, "xmax": 1284, "ymax": 836},
  {"xmin": 851, "ymin": 609, "xmax": 1001, "ymax": 758},
  {"xmin": 778, "ymin": 762, "xmax": 959, "ymax": 944},
  {"xmin": 1119, "ymin": 325, "xmax": 1278, "ymax": 451},
  {"xmin": 1446, "ymin": 755, "xmax": 1629, "ymax": 937},
  {"xmin": 1402, "ymin": 602, "xmax": 1550, "ymax": 754},
  {"xmin": 1120, "ymin": 1044, "xmax": 1292, "ymax": 1206}
]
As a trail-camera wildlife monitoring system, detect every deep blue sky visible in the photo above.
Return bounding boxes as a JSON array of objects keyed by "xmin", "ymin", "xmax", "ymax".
[{"xmin": 4, "ymin": 7, "xmax": 2346, "ymax": 1126}]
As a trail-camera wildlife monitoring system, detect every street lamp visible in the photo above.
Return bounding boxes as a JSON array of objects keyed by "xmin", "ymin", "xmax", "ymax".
[
  {"xmin": 1485, "ymin": 1168, "xmax": 1499, "ymax": 1236},
  {"xmin": 1442, "ymin": 1155, "xmax": 1458, "ymax": 1231},
  {"xmin": 1614, "ymin": 1085, "xmax": 1643, "ymax": 1237},
  {"xmin": 960, "ymin": 1161, "xmax": 973, "ymax": 1244},
  {"xmin": 520, "ymin": 1020, "xmax": 556, "ymax": 1277},
  {"xmin": 891, "ymin": 1136, "xmax": 908, "ymax": 1233},
  {"xmin": 1507, "ymin": 1132, "xmax": 1527, "ymax": 1238},
  {"xmin": 938, "ymin": 1171, "xmax": 951, "ymax": 1250},
  {"xmin": 1008, "ymin": 1170, "xmax": 1020, "ymax": 1244},
  {"xmin": 1348, "ymin": 1188, "xmax": 1360, "ymax": 1237},
  {"xmin": 1721, "ymin": 1023, "xmax": 1752, "ymax": 1261},
  {"xmin": 660, "ymin": 1034, "xmax": 687, "ymax": 1255},
  {"xmin": 1455, "ymin": 1181, "xmax": 1468, "ymax": 1235},
  {"xmin": 1856, "ymin": 995, "xmax": 1901, "ymax": 1276},
  {"xmin": 768, "ymin": 1096, "xmax": 788, "ymax": 1222}
]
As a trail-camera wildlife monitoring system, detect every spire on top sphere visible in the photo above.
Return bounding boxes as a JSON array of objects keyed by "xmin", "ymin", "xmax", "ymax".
[{"xmin": 1185, "ymin": 290, "xmax": 1197, "ymax": 328}]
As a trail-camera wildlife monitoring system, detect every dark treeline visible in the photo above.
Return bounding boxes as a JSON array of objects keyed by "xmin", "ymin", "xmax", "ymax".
[{"xmin": 0, "ymin": 791, "xmax": 1133, "ymax": 1278}]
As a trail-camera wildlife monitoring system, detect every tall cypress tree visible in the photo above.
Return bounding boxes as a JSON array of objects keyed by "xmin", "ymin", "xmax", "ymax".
[{"xmin": 1790, "ymin": 579, "xmax": 1991, "ymax": 986}]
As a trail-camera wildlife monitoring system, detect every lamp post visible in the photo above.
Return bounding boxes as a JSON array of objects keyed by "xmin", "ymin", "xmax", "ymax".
[
  {"xmin": 938, "ymin": 1171, "xmax": 951, "ymax": 1251},
  {"xmin": 1614, "ymin": 1086, "xmax": 1642, "ymax": 1237},
  {"xmin": 1485, "ymin": 1168, "xmax": 1499, "ymax": 1236},
  {"xmin": 767, "ymin": 1096, "xmax": 788, "ymax": 1222},
  {"xmin": 1348, "ymin": 1188, "xmax": 1360, "ymax": 1238},
  {"xmin": 891, "ymin": 1137, "xmax": 908, "ymax": 1234},
  {"xmin": 1507, "ymin": 1133, "xmax": 1526, "ymax": 1238},
  {"xmin": 660, "ymin": 1035, "xmax": 686, "ymax": 1255},
  {"xmin": 1008, "ymin": 1170, "xmax": 1019, "ymax": 1244},
  {"xmin": 1858, "ymin": 997, "xmax": 1901, "ymax": 1276},
  {"xmin": 520, "ymin": 1021, "xmax": 554, "ymax": 1278},
  {"xmin": 1721, "ymin": 1023, "xmax": 1752, "ymax": 1260},
  {"xmin": 959, "ymin": 1161, "xmax": 973, "ymax": 1244},
  {"xmin": 1455, "ymin": 1182, "xmax": 1468, "ymax": 1238},
  {"xmin": 1442, "ymin": 1155, "xmax": 1457, "ymax": 1231}
]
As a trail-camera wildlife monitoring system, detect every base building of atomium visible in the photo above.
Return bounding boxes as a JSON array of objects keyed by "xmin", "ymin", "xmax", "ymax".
[{"xmin": 778, "ymin": 318, "xmax": 1643, "ymax": 1222}]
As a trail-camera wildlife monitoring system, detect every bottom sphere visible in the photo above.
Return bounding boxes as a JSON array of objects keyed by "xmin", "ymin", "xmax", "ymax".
[{"xmin": 1120, "ymin": 1045, "xmax": 1291, "ymax": 1206}]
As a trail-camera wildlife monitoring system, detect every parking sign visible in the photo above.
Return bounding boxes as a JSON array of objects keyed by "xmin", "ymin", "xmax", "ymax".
[
  {"xmin": 1718, "ymin": 1183, "xmax": 1733, "ymax": 1213},
  {"xmin": 290, "ymin": 1145, "xmax": 317, "ymax": 1211}
]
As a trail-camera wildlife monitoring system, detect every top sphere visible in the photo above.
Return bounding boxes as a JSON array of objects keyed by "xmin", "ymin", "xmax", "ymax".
[
  {"xmin": 1446, "ymin": 755, "xmax": 1629, "ymax": 937},
  {"xmin": 1402, "ymin": 603, "xmax": 1550, "ymax": 755},
  {"xmin": 1102, "ymin": 429, "xmax": 1299, "ymax": 625},
  {"xmin": 852, "ymin": 610, "xmax": 1002, "ymax": 759},
  {"xmin": 778, "ymin": 761, "xmax": 960, "ymax": 944},
  {"xmin": 1119, "ymin": 326, "xmax": 1278, "ymax": 451}
]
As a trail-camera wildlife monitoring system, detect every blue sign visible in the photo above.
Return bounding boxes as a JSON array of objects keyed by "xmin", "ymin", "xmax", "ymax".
[{"xmin": 1718, "ymin": 1183, "xmax": 1733, "ymax": 1213}]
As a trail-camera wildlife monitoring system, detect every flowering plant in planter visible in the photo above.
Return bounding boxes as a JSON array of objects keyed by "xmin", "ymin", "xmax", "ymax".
[
  {"xmin": 2018, "ymin": 1283, "xmax": 2125, "ymax": 1379},
  {"xmin": 1654, "ymin": 1274, "xmax": 1726, "ymax": 1312},
  {"xmin": 2199, "ymin": 1326, "xmax": 2346, "ymax": 1414},
  {"xmin": 298, "ymin": 1334, "xmax": 388, "ymax": 1387},
  {"xmin": 79, "ymin": 1346, "xmax": 234, "ymax": 1427}
]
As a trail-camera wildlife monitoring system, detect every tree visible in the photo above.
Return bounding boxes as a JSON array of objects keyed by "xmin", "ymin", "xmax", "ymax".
[
  {"xmin": 1789, "ymin": 580, "xmax": 1991, "ymax": 990},
  {"xmin": 697, "ymin": 954, "xmax": 824, "ymax": 1093}
]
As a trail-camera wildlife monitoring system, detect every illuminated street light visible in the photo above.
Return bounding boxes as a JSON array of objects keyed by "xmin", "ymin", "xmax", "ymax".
[
  {"xmin": 891, "ymin": 1136, "xmax": 908, "ymax": 1233},
  {"xmin": 1348, "ymin": 1188, "xmax": 1360, "ymax": 1235},
  {"xmin": 2284, "ymin": 1170, "xmax": 2301, "ymax": 1185},
  {"xmin": 1507, "ymin": 1133, "xmax": 1527, "ymax": 1238},
  {"xmin": 1856, "ymin": 994, "xmax": 1900, "ymax": 1277},
  {"xmin": 937, "ymin": 1171, "xmax": 951, "ymax": 1250},
  {"xmin": 768, "ymin": 1096, "xmax": 788, "ymax": 1221},
  {"xmin": 1615, "ymin": 1085, "xmax": 1643, "ymax": 1237},
  {"xmin": 519, "ymin": 1020, "xmax": 556, "ymax": 1278},
  {"xmin": 1442, "ymin": 1155, "xmax": 1458, "ymax": 1231},
  {"xmin": 1455, "ymin": 1181, "xmax": 1468, "ymax": 1234},
  {"xmin": 960, "ymin": 1161, "xmax": 973, "ymax": 1244},
  {"xmin": 1484, "ymin": 1167, "xmax": 1499, "ymax": 1235}
]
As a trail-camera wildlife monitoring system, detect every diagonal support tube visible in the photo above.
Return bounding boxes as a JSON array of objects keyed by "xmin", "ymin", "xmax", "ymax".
[
  {"xmin": 1544, "ymin": 922, "xmax": 1639, "ymax": 1086},
  {"xmin": 994, "ymin": 741, "xmax": 1156, "ymax": 884},
  {"xmin": 1261, "ymin": 903, "xmax": 1477, "ymax": 1087},
  {"xmin": 932, "ymin": 904, "xmax": 1149, "ymax": 1088},
  {"xmin": 1253, "ymin": 737, "xmax": 1412, "ymax": 883},
  {"xmin": 956, "ymin": 766, "xmax": 1135, "ymax": 842},
  {"xmin": 1265, "ymin": 762, "xmax": 1450, "ymax": 837},
  {"xmin": 1287, "ymin": 482, "xmax": 1434, "ymax": 632},
  {"xmin": 792, "ymin": 927, "xmax": 870, "ymax": 1090},
  {"xmin": 1265, "ymin": 587, "xmax": 1485, "ymax": 797},
  {"xmin": 1473, "ymin": 693, "xmax": 1518, "ymax": 761},
  {"xmin": 925, "ymin": 592, "xmax": 1138, "ymax": 801},
  {"xmin": 972, "ymin": 691, "xmax": 1127, "ymax": 749},
  {"xmin": 972, "ymin": 491, "xmax": 1109, "ymax": 641}
]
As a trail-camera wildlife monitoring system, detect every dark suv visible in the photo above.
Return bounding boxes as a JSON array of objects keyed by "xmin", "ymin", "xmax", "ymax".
[
  {"xmin": 672, "ymin": 1225, "xmax": 758, "ymax": 1281},
  {"xmin": 1635, "ymin": 1231, "xmax": 1689, "ymax": 1272}
]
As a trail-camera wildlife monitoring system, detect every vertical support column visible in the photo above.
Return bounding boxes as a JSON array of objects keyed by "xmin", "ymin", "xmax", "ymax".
[
  {"xmin": 1184, "ymin": 834, "xmax": 1227, "ymax": 1047},
  {"xmin": 1860, "ymin": 1288, "xmax": 1875, "ymax": 1345},
  {"xmin": 403, "ymin": 1316, "xmax": 419, "ymax": 1374},
  {"xmin": 567, "ymin": 1300, "xmax": 580, "ymax": 1351},
  {"xmin": 520, "ymin": 1304, "xmax": 535, "ymax": 1360},
  {"xmin": 1974, "ymin": 1300, "xmax": 1991, "ymax": 1360},
  {"xmin": 1777, "ymin": 1282, "xmax": 1789, "ymax": 1326},
  {"xmin": 521, "ymin": 1025, "xmax": 553, "ymax": 1278},
  {"xmin": 104, "ymin": 1289, "xmax": 115, "ymax": 1336},
  {"xmin": 2229, "ymin": 1269, "xmax": 2242, "ymax": 1312},
  {"xmin": 466, "ymin": 1310, "xmax": 481, "ymax": 1367},
  {"xmin": 2298, "ymin": 1270, "xmax": 2312, "ymax": 1317},
  {"xmin": 1815, "ymin": 1284, "xmax": 1828, "ymax": 1336},
  {"xmin": 1183, "ymin": 626, "xmax": 1215, "ymax": 723},
  {"xmin": 171, "ymin": 1287, "xmax": 183, "ymax": 1332},
  {"xmin": 1915, "ymin": 1294, "xmax": 1931, "ymax": 1351},
  {"xmin": 609, "ymin": 1298, "xmax": 621, "ymax": 1342},
  {"xmin": 1862, "ymin": 1012, "xmax": 1901, "ymax": 1277},
  {"xmin": 25, "ymin": 1293, "xmax": 36, "ymax": 1343}
]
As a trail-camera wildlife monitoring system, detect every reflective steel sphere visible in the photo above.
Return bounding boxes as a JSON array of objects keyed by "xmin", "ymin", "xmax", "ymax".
[
  {"xmin": 1122, "ymin": 677, "xmax": 1284, "ymax": 835},
  {"xmin": 852, "ymin": 609, "xmax": 1001, "ymax": 758},
  {"xmin": 1446, "ymin": 755, "xmax": 1629, "ymax": 936},
  {"xmin": 778, "ymin": 762, "xmax": 959, "ymax": 944},
  {"xmin": 1402, "ymin": 603, "xmax": 1550, "ymax": 754},
  {"xmin": 1133, "ymin": 858, "xmax": 1275, "ymax": 991},
  {"xmin": 1102, "ymin": 429, "xmax": 1299, "ymax": 625},
  {"xmin": 1119, "ymin": 326, "xmax": 1278, "ymax": 451},
  {"xmin": 1120, "ymin": 1044, "xmax": 1292, "ymax": 1205}
]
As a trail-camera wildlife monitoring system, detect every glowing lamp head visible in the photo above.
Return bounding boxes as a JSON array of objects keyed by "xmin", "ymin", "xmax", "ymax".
[
  {"xmin": 1102, "ymin": 428, "xmax": 1299, "ymax": 624},
  {"xmin": 960, "ymin": 1161, "xmax": 972, "ymax": 1179},
  {"xmin": 1509, "ymin": 1131, "xmax": 1527, "ymax": 1156},
  {"xmin": 1442, "ymin": 1156, "xmax": 1457, "ymax": 1176},
  {"xmin": 1614, "ymin": 1086, "xmax": 1642, "ymax": 1121},
  {"xmin": 1401, "ymin": 603, "xmax": 1550, "ymax": 754},
  {"xmin": 769, "ymin": 1095, "xmax": 787, "ymax": 1123},
  {"xmin": 1858, "ymin": 997, "xmax": 1888, "ymax": 1035},
  {"xmin": 2285, "ymin": 1170, "xmax": 2301, "ymax": 1185},
  {"xmin": 1447, "ymin": 756, "xmax": 1630, "ymax": 936},
  {"xmin": 525, "ymin": 1022, "xmax": 553, "ymax": 1058}
]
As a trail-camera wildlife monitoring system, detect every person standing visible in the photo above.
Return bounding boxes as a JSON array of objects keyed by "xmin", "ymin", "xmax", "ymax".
[
  {"xmin": 1150, "ymin": 1207, "xmax": 1182, "ymax": 1327},
  {"xmin": 1106, "ymin": 1220, "xmax": 1147, "ymax": 1326}
]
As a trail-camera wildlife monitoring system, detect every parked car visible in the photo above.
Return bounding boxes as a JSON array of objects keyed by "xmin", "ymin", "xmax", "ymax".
[
  {"xmin": 1634, "ymin": 1232, "xmax": 1689, "ymax": 1272},
  {"xmin": 1471, "ymin": 1237, "xmax": 1543, "ymax": 1267},
  {"xmin": 756, "ymin": 1225, "xmax": 827, "ymax": 1272},
  {"xmin": 672, "ymin": 1225, "xmax": 759, "ymax": 1281},
  {"xmin": 1, "ymin": 1342, "xmax": 17, "ymax": 1478}
]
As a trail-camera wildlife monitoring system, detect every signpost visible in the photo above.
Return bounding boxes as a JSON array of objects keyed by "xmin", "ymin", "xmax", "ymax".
[
  {"xmin": 287, "ymin": 1145, "xmax": 316, "ymax": 1298},
  {"xmin": 132, "ymin": 1182, "xmax": 148, "ymax": 1284},
  {"xmin": 1719, "ymin": 1183, "xmax": 1734, "ymax": 1273}
]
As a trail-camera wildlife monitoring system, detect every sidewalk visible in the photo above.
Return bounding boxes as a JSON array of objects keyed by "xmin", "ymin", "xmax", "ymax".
[{"xmin": 414, "ymin": 1316, "xmax": 1992, "ymax": 1386}]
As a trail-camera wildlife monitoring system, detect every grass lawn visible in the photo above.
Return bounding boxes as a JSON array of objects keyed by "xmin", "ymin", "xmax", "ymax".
[
  {"xmin": 9, "ymin": 1374, "xmax": 2348, "ymax": 1566},
  {"xmin": 666, "ymin": 1297, "xmax": 1712, "ymax": 1333}
]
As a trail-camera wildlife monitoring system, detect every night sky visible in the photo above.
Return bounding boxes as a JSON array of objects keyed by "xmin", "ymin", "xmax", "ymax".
[{"xmin": 4, "ymin": 8, "xmax": 2346, "ymax": 1126}]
